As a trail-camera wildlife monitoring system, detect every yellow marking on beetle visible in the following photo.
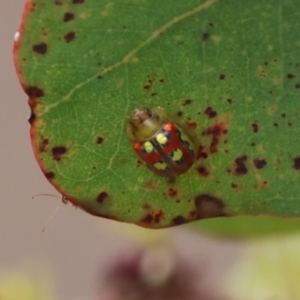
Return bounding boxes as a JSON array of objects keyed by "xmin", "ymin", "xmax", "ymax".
[
  {"xmin": 144, "ymin": 141, "xmax": 154, "ymax": 153},
  {"xmin": 154, "ymin": 161, "xmax": 168, "ymax": 170},
  {"xmin": 172, "ymin": 149, "xmax": 183, "ymax": 162},
  {"xmin": 144, "ymin": 142, "xmax": 154, "ymax": 153},
  {"xmin": 156, "ymin": 133, "xmax": 168, "ymax": 145}
]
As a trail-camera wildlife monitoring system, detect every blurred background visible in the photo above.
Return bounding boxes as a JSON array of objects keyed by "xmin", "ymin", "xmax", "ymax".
[{"xmin": 1, "ymin": 1, "xmax": 136, "ymax": 299}]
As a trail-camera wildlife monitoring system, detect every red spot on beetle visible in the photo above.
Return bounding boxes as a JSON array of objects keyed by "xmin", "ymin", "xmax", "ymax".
[
  {"xmin": 293, "ymin": 156, "xmax": 300, "ymax": 170},
  {"xmin": 202, "ymin": 123, "xmax": 228, "ymax": 153},
  {"xmin": 63, "ymin": 12, "xmax": 74, "ymax": 22},
  {"xmin": 64, "ymin": 32, "xmax": 76, "ymax": 43},
  {"xmin": 253, "ymin": 158, "xmax": 267, "ymax": 169},
  {"xmin": 52, "ymin": 146, "xmax": 67, "ymax": 161},
  {"xmin": 96, "ymin": 192, "xmax": 110, "ymax": 203},
  {"xmin": 32, "ymin": 43, "xmax": 48, "ymax": 54},
  {"xmin": 204, "ymin": 107, "xmax": 217, "ymax": 118},
  {"xmin": 234, "ymin": 155, "xmax": 248, "ymax": 175}
]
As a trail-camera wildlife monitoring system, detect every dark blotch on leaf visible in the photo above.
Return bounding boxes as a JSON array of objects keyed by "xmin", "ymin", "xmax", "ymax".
[
  {"xmin": 202, "ymin": 123, "xmax": 228, "ymax": 154},
  {"xmin": 168, "ymin": 188, "xmax": 178, "ymax": 197},
  {"xmin": 202, "ymin": 33, "xmax": 210, "ymax": 41},
  {"xmin": 40, "ymin": 138, "xmax": 49, "ymax": 152},
  {"xmin": 183, "ymin": 99, "xmax": 192, "ymax": 106},
  {"xmin": 195, "ymin": 194, "xmax": 225, "ymax": 218},
  {"xmin": 141, "ymin": 214, "xmax": 153, "ymax": 224},
  {"xmin": 54, "ymin": 1, "xmax": 63, "ymax": 5},
  {"xmin": 64, "ymin": 32, "xmax": 76, "ymax": 43},
  {"xmin": 26, "ymin": 86, "xmax": 44, "ymax": 98},
  {"xmin": 52, "ymin": 146, "xmax": 67, "ymax": 161},
  {"xmin": 177, "ymin": 111, "xmax": 183, "ymax": 117},
  {"xmin": 251, "ymin": 122, "xmax": 259, "ymax": 133},
  {"xmin": 287, "ymin": 73, "xmax": 295, "ymax": 79},
  {"xmin": 172, "ymin": 216, "xmax": 187, "ymax": 225},
  {"xmin": 227, "ymin": 98, "xmax": 232, "ymax": 104},
  {"xmin": 28, "ymin": 112, "xmax": 36, "ymax": 124},
  {"xmin": 97, "ymin": 192, "xmax": 109, "ymax": 203},
  {"xmin": 253, "ymin": 158, "xmax": 267, "ymax": 169},
  {"xmin": 219, "ymin": 74, "xmax": 225, "ymax": 80},
  {"xmin": 293, "ymin": 157, "xmax": 300, "ymax": 170},
  {"xmin": 96, "ymin": 136, "xmax": 104, "ymax": 144},
  {"xmin": 32, "ymin": 43, "xmax": 48, "ymax": 54},
  {"xmin": 197, "ymin": 166, "xmax": 209, "ymax": 177},
  {"xmin": 295, "ymin": 83, "xmax": 300, "ymax": 89},
  {"xmin": 204, "ymin": 107, "xmax": 217, "ymax": 118},
  {"xmin": 45, "ymin": 171, "xmax": 55, "ymax": 179},
  {"xmin": 234, "ymin": 155, "xmax": 248, "ymax": 175},
  {"xmin": 72, "ymin": 0, "xmax": 85, "ymax": 3},
  {"xmin": 63, "ymin": 12, "xmax": 74, "ymax": 22}
]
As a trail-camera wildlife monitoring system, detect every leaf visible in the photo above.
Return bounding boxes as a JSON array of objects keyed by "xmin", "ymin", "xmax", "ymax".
[{"xmin": 14, "ymin": 0, "xmax": 300, "ymax": 228}]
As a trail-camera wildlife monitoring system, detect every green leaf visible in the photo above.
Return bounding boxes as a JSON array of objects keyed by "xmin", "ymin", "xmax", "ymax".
[{"xmin": 14, "ymin": 0, "xmax": 300, "ymax": 228}]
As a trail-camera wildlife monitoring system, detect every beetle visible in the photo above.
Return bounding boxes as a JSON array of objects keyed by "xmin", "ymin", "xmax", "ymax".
[{"xmin": 127, "ymin": 107, "xmax": 196, "ymax": 178}]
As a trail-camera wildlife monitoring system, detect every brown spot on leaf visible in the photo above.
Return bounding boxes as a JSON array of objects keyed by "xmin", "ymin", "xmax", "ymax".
[
  {"xmin": 143, "ymin": 203, "xmax": 151, "ymax": 210},
  {"xmin": 141, "ymin": 214, "xmax": 153, "ymax": 224},
  {"xmin": 204, "ymin": 107, "xmax": 217, "ymax": 118},
  {"xmin": 219, "ymin": 74, "xmax": 225, "ymax": 80},
  {"xmin": 168, "ymin": 188, "xmax": 178, "ymax": 197},
  {"xmin": 64, "ymin": 32, "xmax": 76, "ymax": 43},
  {"xmin": 183, "ymin": 99, "xmax": 192, "ymax": 106},
  {"xmin": 39, "ymin": 138, "xmax": 49, "ymax": 152},
  {"xmin": 28, "ymin": 112, "xmax": 36, "ymax": 124},
  {"xmin": 63, "ymin": 12, "xmax": 74, "ymax": 22},
  {"xmin": 202, "ymin": 33, "xmax": 210, "ymax": 41},
  {"xmin": 195, "ymin": 194, "xmax": 225, "ymax": 218},
  {"xmin": 54, "ymin": 1, "xmax": 63, "ymax": 5},
  {"xmin": 177, "ymin": 111, "xmax": 183, "ymax": 117},
  {"xmin": 253, "ymin": 158, "xmax": 267, "ymax": 169},
  {"xmin": 281, "ymin": 113, "xmax": 286, "ymax": 118},
  {"xmin": 293, "ymin": 156, "xmax": 300, "ymax": 170},
  {"xmin": 227, "ymin": 98, "xmax": 232, "ymax": 104},
  {"xmin": 287, "ymin": 73, "xmax": 295, "ymax": 79},
  {"xmin": 96, "ymin": 192, "xmax": 109, "ymax": 203},
  {"xmin": 251, "ymin": 122, "xmax": 259, "ymax": 133},
  {"xmin": 96, "ymin": 136, "xmax": 104, "ymax": 144},
  {"xmin": 234, "ymin": 155, "xmax": 248, "ymax": 175},
  {"xmin": 45, "ymin": 171, "xmax": 55, "ymax": 179},
  {"xmin": 72, "ymin": 0, "xmax": 85, "ymax": 3},
  {"xmin": 52, "ymin": 146, "xmax": 67, "ymax": 161},
  {"xmin": 202, "ymin": 123, "xmax": 228, "ymax": 153},
  {"xmin": 295, "ymin": 83, "xmax": 300, "ymax": 89},
  {"xmin": 26, "ymin": 86, "xmax": 44, "ymax": 98},
  {"xmin": 32, "ymin": 43, "xmax": 48, "ymax": 54},
  {"xmin": 172, "ymin": 216, "xmax": 187, "ymax": 225},
  {"xmin": 196, "ymin": 166, "xmax": 209, "ymax": 177}
]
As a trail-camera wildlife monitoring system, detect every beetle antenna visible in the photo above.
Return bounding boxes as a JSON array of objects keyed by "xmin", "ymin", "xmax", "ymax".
[{"xmin": 32, "ymin": 194, "xmax": 67, "ymax": 232}]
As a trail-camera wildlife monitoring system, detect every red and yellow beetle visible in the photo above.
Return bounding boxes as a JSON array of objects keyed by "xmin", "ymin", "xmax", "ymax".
[{"xmin": 127, "ymin": 107, "xmax": 196, "ymax": 178}]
